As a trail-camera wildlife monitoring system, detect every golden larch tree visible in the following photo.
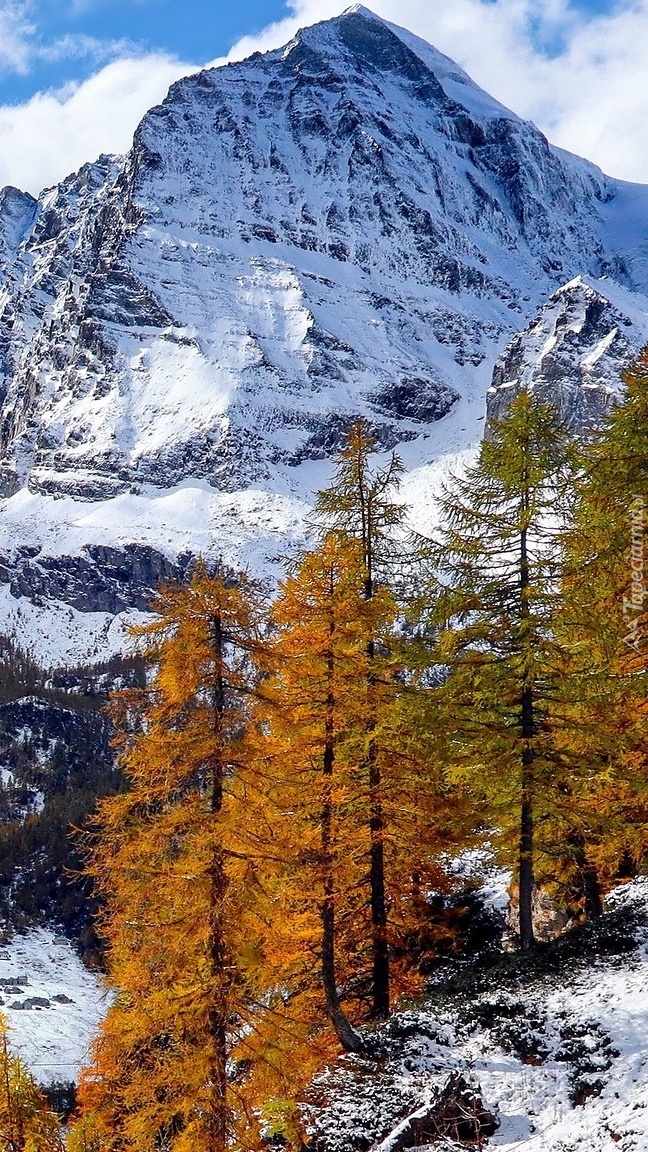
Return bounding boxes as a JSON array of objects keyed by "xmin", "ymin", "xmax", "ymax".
[{"xmin": 74, "ymin": 566, "xmax": 280, "ymax": 1152}]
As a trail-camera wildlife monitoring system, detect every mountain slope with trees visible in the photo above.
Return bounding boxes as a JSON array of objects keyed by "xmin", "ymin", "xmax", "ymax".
[{"xmin": 60, "ymin": 377, "xmax": 648, "ymax": 1148}]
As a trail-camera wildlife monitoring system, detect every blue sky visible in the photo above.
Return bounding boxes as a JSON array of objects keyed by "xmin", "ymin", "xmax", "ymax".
[
  {"xmin": 0, "ymin": 1, "xmax": 292, "ymax": 105},
  {"xmin": 0, "ymin": 0, "xmax": 646, "ymax": 193},
  {"xmin": 0, "ymin": 0, "xmax": 620, "ymax": 106}
]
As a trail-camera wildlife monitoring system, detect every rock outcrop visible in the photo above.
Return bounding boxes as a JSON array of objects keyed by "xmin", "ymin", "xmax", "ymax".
[{"xmin": 487, "ymin": 277, "xmax": 648, "ymax": 433}]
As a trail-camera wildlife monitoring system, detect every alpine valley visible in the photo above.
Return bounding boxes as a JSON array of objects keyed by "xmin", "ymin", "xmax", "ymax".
[{"xmin": 2, "ymin": 6, "xmax": 648, "ymax": 1148}]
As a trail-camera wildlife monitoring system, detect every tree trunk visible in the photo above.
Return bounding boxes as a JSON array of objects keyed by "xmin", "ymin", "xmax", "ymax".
[
  {"xmin": 582, "ymin": 861, "xmax": 603, "ymax": 920},
  {"xmin": 206, "ymin": 611, "xmax": 229, "ymax": 1152},
  {"xmin": 207, "ymin": 852, "xmax": 229, "ymax": 1152},
  {"xmin": 567, "ymin": 832, "xmax": 603, "ymax": 920},
  {"xmin": 518, "ymin": 742, "xmax": 535, "ymax": 951},
  {"xmin": 367, "ymin": 631, "xmax": 390, "ymax": 1019},
  {"xmin": 518, "ymin": 518, "xmax": 536, "ymax": 952},
  {"xmin": 364, "ymin": 520, "xmax": 390, "ymax": 1020},
  {"xmin": 321, "ymin": 639, "xmax": 365, "ymax": 1053},
  {"xmin": 368, "ymin": 743, "xmax": 390, "ymax": 1019}
]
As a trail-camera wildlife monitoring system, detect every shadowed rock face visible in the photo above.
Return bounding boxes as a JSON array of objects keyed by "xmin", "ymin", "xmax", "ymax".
[
  {"xmin": 0, "ymin": 543, "xmax": 194, "ymax": 615},
  {"xmin": 486, "ymin": 278, "xmax": 646, "ymax": 434}
]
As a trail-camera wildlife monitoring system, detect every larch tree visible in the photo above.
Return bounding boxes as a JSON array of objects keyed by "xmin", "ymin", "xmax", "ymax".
[
  {"xmin": 0, "ymin": 1020, "xmax": 63, "ymax": 1152},
  {"xmin": 252, "ymin": 529, "xmax": 454, "ymax": 1057},
  {"xmin": 65, "ymin": 1113, "xmax": 103, "ymax": 1152},
  {"xmin": 74, "ymin": 566, "xmax": 276, "ymax": 1152},
  {"xmin": 432, "ymin": 391, "xmax": 578, "ymax": 949},
  {"xmin": 314, "ymin": 420, "xmax": 406, "ymax": 1018},
  {"xmin": 556, "ymin": 349, "xmax": 648, "ymax": 893},
  {"xmin": 256, "ymin": 534, "xmax": 372, "ymax": 1054}
]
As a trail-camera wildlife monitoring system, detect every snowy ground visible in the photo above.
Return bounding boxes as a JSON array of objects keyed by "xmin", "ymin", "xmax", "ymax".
[
  {"xmin": 0, "ymin": 880, "xmax": 646, "ymax": 1152},
  {"xmin": 0, "ymin": 928, "xmax": 107, "ymax": 1085},
  {"xmin": 308, "ymin": 878, "xmax": 648, "ymax": 1152},
  {"xmin": 478, "ymin": 922, "xmax": 648, "ymax": 1150}
]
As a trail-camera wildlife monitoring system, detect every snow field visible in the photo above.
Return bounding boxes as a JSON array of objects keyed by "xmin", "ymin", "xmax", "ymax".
[{"xmin": 0, "ymin": 928, "xmax": 106, "ymax": 1085}]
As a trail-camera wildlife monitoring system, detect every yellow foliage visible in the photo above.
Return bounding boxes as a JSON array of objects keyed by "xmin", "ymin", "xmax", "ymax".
[{"xmin": 0, "ymin": 1017, "xmax": 63, "ymax": 1152}]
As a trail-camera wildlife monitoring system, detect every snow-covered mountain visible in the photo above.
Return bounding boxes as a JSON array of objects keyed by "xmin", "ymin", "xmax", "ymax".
[
  {"xmin": 1, "ymin": 4, "xmax": 648, "ymax": 659},
  {"xmin": 487, "ymin": 276, "xmax": 648, "ymax": 432},
  {"xmin": 2, "ymin": 7, "xmax": 648, "ymax": 1121}
]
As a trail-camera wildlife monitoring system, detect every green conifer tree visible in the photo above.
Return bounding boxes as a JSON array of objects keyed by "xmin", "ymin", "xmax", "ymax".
[
  {"xmin": 432, "ymin": 391, "xmax": 578, "ymax": 948},
  {"xmin": 558, "ymin": 349, "xmax": 648, "ymax": 891},
  {"xmin": 314, "ymin": 420, "xmax": 405, "ymax": 1017}
]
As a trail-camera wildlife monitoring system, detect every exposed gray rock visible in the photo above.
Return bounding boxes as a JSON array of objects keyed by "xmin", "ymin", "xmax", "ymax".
[
  {"xmin": 368, "ymin": 375, "xmax": 459, "ymax": 423},
  {"xmin": 0, "ymin": 9, "xmax": 645, "ymax": 499},
  {"xmin": 0, "ymin": 186, "xmax": 37, "ymax": 275},
  {"xmin": 2, "ymin": 543, "xmax": 193, "ymax": 614},
  {"xmin": 9, "ymin": 996, "xmax": 51, "ymax": 1010},
  {"xmin": 486, "ymin": 277, "xmax": 647, "ymax": 434}
]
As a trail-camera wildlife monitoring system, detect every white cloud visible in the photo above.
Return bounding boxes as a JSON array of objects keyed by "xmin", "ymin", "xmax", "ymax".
[
  {"xmin": 0, "ymin": 53, "xmax": 195, "ymax": 194},
  {"xmin": 36, "ymin": 34, "xmax": 139, "ymax": 65},
  {"xmin": 217, "ymin": 0, "xmax": 648, "ymax": 184},
  {"xmin": 0, "ymin": 1, "xmax": 34, "ymax": 73},
  {"xmin": 2, "ymin": 0, "xmax": 648, "ymax": 196}
]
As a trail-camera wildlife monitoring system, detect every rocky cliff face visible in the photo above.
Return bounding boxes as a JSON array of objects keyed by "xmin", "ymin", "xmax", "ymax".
[
  {"xmin": 0, "ymin": 542, "xmax": 192, "ymax": 615},
  {"xmin": 487, "ymin": 277, "xmax": 648, "ymax": 432},
  {"xmin": 0, "ymin": 6, "xmax": 647, "ymax": 660},
  {"xmin": 0, "ymin": 6, "xmax": 646, "ymax": 505}
]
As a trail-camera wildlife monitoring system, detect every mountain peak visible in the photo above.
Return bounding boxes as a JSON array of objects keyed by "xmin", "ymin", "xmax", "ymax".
[
  {"xmin": 488, "ymin": 275, "xmax": 647, "ymax": 433},
  {"xmin": 342, "ymin": 4, "xmax": 384, "ymax": 19},
  {"xmin": 294, "ymin": 4, "xmax": 520, "ymax": 125}
]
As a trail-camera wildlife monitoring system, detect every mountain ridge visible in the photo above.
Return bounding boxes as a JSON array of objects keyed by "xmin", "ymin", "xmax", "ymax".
[{"xmin": 0, "ymin": 6, "xmax": 647, "ymax": 664}]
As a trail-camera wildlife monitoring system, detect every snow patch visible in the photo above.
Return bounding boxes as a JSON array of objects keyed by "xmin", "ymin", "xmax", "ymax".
[{"xmin": 0, "ymin": 929, "xmax": 106, "ymax": 1085}]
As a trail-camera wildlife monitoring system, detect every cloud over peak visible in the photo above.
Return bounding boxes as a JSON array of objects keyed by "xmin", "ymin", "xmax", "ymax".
[
  {"xmin": 0, "ymin": 53, "xmax": 195, "ymax": 194},
  {"xmin": 2, "ymin": 0, "xmax": 648, "ymax": 195}
]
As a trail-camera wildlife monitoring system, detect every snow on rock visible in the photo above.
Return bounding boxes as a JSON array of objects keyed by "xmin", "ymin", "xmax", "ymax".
[
  {"xmin": 479, "ymin": 882, "xmax": 648, "ymax": 1149},
  {"xmin": 0, "ymin": 186, "xmax": 36, "ymax": 274},
  {"xmin": 487, "ymin": 276, "xmax": 648, "ymax": 432},
  {"xmin": 0, "ymin": 929, "xmax": 106, "ymax": 1085},
  {"xmin": 0, "ymin": 480, "xmax": 311, "ymax": 665},
  {"xmin": 306, "ymin": 879, "xmax": 648, "ymax": 1152},
  {"xmin": 0, "ymin": 584, "xmax": 148, "ymax": 668}
]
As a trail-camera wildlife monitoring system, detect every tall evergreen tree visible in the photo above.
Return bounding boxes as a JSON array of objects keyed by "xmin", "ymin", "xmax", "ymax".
[
  {"xmin": 557, "ymin": 349, "xmax": 648, "ymax": 891},
  {"xmin": 314, "ymin": 420, "xmax": 405, "ymax": 1017},
  {"xmin": 266, "ymin": 536, "xmax": 371, "ymax": 1052},
  {"xmin": 433, "ymin": 391, "xmax": 578, "ymax": 948},
  {"xmin": 252, "ymin": 527, "xmax": 455, "ymax": 1057}
]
